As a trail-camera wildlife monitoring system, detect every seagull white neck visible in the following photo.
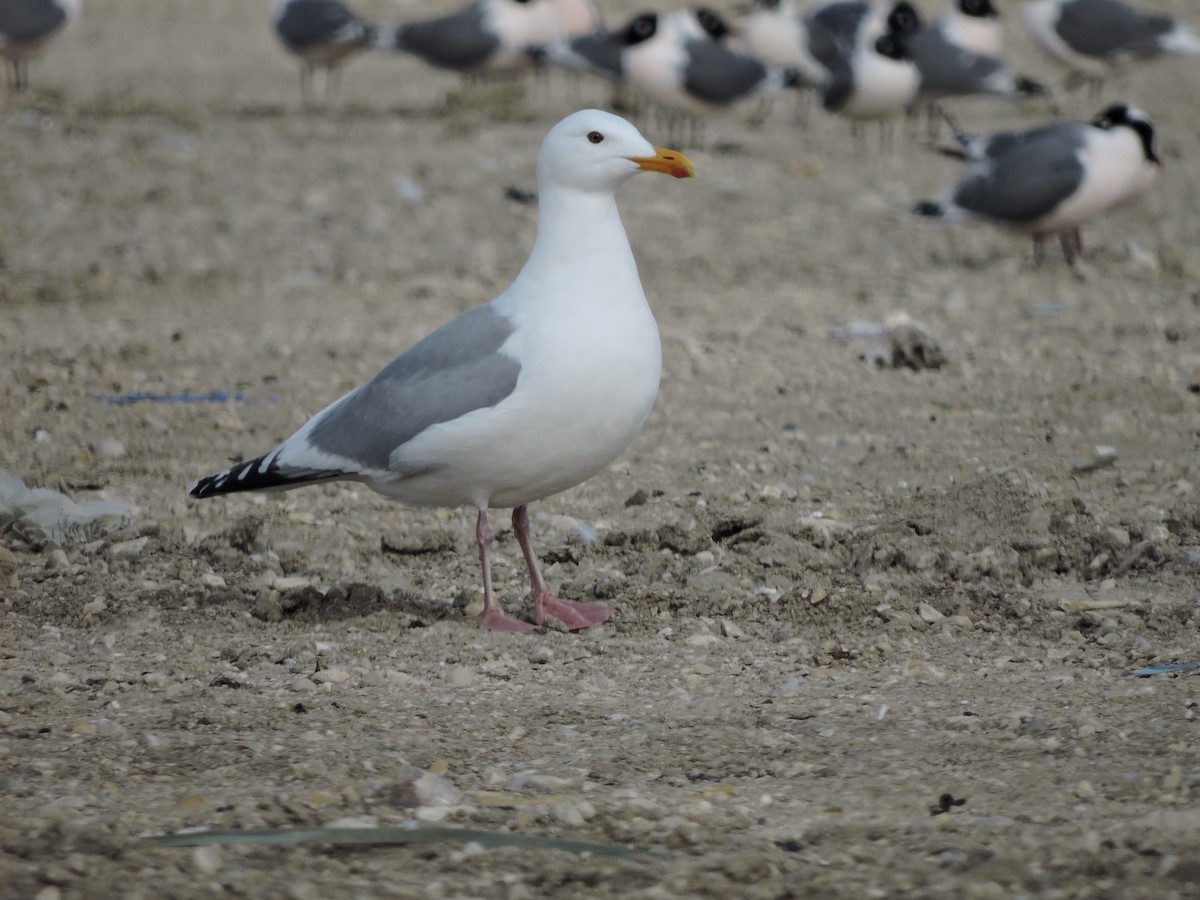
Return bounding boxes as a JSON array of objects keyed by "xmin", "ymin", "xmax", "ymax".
[{"xmin": 511, "ymin": 187, "xmax": 645, "ymax": 311}]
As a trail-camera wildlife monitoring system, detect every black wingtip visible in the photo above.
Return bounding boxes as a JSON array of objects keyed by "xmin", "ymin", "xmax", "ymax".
[
  {"xmin": 913, "ymin": 201, "xmax": 943, "ymax": 218},
  {"xmin": 1015, "ymin": 75, "xmax": 1047, "ymax": 96},
  {"xmin": 189, "ymin": 451, "xmax": 348, "ymax": 500},
  {"xmin": 935, "ymin": 146, "xmax": 968, "ymax": 161}
]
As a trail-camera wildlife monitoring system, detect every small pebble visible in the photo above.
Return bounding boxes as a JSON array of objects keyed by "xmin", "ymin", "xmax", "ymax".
[
  {"xmin": 96, "ymin": 437, "xmax": 127, "ymax": 460},
  {"xmin": 312, "ymin": 668, "xmax": 350, "ymax": 684},
  {"xmin": 918, "ymin": 603, "xmax": 945, "ymax": 624},
  {"xmin": 45, "ymin": 548, "xmax": 71, "ymax": 570},
  {"xmin": 192, "ymin": 845, "xmax": 222, "ymax": 875}
]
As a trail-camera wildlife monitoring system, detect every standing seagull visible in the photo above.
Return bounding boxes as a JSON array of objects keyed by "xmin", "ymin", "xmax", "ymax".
[
  {"xmin": 734, "ymin": 0, "xmax": 829, "ymax": 88},
  {"xmin": 904, "ymin": 5, "xmax": 1046, "ymax": 104},
  {"xmin": 914, "ymin": 104, "xmax": 1162, "ymax": 264},
  {"xmin": 0, "ymin": 0, "xmax": 79, "ymax": 92},
  {"xmin": 272, "ymin": 0, "xmax": 378, "ymax": 106},
  {"xmin": 189, "ymin": 110, "xmax": 695, "ymax": 634},
  {"xmin": 817, "ymin": 4, "xmax": 921, "ymax": 134},
  {"xmin": 619, "ymin": 9, "xmax": 807, "ymax": 123},
  {"xmin": 1021, "ymin": 0, "xmax": 1200, "ymax": 84},
  {"xmin": 380, "ymin": 0, "xmax": 599, "ymax": 76}
]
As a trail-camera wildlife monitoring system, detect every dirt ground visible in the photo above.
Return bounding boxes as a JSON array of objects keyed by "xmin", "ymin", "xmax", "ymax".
[{"xmin": 2, "ymin": 0, "xmax": 1200, "ymax": 897}]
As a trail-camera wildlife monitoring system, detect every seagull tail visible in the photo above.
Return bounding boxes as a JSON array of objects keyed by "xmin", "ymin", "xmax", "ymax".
[
  {"xmin": 189, "ymin": 451, "xmax": 345, "ymax": 500},
  {"xmin": 782, "ymin": 67, "xmax": 821, "ymax": 90},
  {"xmin": 913, "ymin": 200, "xmax": 945, "ymax": 219},
  {"xmin": 1160, "ymin": 24, "xmax": 1200, "ymax": 56},
  {"xmin": 1014, "ymin": 75, "xmax": 1047, "ymax": 97}
]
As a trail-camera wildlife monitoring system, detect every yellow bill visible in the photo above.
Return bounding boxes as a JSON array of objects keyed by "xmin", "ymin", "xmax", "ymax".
[{"xmin": 628, "ymin": 147, "xmax": 696, "ymax": 179}]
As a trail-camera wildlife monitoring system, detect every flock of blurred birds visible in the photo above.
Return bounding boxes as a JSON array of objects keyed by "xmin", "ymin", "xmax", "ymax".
[{"xmin": 2, "ymin": 0, "xmax": 1197, "ymax": 264}]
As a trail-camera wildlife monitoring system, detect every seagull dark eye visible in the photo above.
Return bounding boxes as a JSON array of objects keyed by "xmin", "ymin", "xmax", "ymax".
[{"xmin": 587, "ymin": 131, "xmax": 604, "ymax": 144}]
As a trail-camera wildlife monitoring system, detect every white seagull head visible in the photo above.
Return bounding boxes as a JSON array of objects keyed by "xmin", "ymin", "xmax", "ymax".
[{"xmin": 536, "ymin": 109, "xmax": 696, "ymax": 194}]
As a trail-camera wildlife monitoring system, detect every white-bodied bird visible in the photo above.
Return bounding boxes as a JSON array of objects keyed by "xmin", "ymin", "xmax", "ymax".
[{"xmin": 189, "ymin": 110, "xmax": 695, "ymax": 634}]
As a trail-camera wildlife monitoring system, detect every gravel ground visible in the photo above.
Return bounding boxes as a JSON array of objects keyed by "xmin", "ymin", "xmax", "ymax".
[{"xmin": 2, "ymin": 1, "xmax": 1199, "ymax": 898}]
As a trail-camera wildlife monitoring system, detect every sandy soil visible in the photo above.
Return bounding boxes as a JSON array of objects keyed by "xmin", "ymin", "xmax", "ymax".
[{"xmin": 3, "ymin": 1, "xmax": 1200, "ymax": 897}]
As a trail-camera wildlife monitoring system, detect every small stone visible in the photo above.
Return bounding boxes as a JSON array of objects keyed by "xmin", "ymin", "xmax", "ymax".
[
  {"xmin": 193, "ymin": 845, "xmax": 222, "ymax": 875},
  {"xmin": 35, "ymin": 889, "xmax": 62, "ymax": 900},
  {"xmin": 555, "ymin": 803, "xmax": 586, "ymax": 826},
  {"xmin": 445, "ymin": 666, "xmax": 474, "ymax": 688},
  {"xmin": 198, "ymin": 572, "xmax": 226, "ymax": 588},
  {"xmin": 809, "ymin": 587, "xmax": 828, "ymax": 605},
  {"xmin": 686, "ymin": 632, "xmax": 719, "ymax": 647},
  {"xmin": 82, "ymin": 597, "xmax": 107, "ymax": 615},
  {"xmin": 918, "ymin": 603, "xmax": 945, "ymax": 624},
  {"xmin": 290, "ymin": 676, "xmax": 317, "ymax": 692},
  {"xmin": 45, "ymin": 548, "xmax": 70, "ymax": 570},
  {"xmin": 312, "ymin": 668, "xmax": 350, "ymax": 684},
  {"xmin": 108, "ymin": 537, "xmax": 151, "ymax": 559},
  {"xmin": 720, "ymin": 619, "xmax": 745, "ymax": 639},
  {"xmin": 692, "ymin": 663, "xmax": 715, "ymax": 675},
  {"xmin": 96, "ymin": 437, "xmax": 127, "ymax": 460},
  {"xmin": 251, "ymin": 593, "xmax": 283, "ymax": 622},
  {"xmin": 387, "ymin": 765, "xmax": 466, "ymax": 810},
  {"xmin": 1071, "ymin": 446, "xmax": 1118, "ymax": 474},
  {"xmin": 272, "ymin": 575, "xmax": 311, "ymax": 592}
]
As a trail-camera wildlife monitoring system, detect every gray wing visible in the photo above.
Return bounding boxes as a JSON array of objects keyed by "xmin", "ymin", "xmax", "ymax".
[
  {"xmin": 1056, "ymin": 0, "xmax": 1173, "ymax": 57},
  {"xmin": 274, "ymin": 0, "xmax": 365, "ymax": 51},
  {"xmin": 306, "ymin": 303, "xmax": 520, "ymax": 471},
  {"xmin": 562, "ymin": 30, "xmax": 625, "ymax": 80},
  {"xmin": 910, "ymin": 27, "xmax": 1006, "ymax": 95},
  {"xmin": 820, "ymin": 57, "xmax": 856, "ymax": 111},
  {"xmin": 953, "ymin": 136, "xmax": 1085, "ymax": 223},
  {"xmin": 807, "ymin": 2, "xmax": 869, "ymax": 71},
  {"xmin": 954, "ymin": 122, "xmax": 1083, "ymax": 165},
  {"xmin": 682, "ymin": 39, "xmax": 771, "ymax": 104},
  {"xmin": 0, "ymin": 0, "xmax": 67, "ymax": 44},
  {"xmin": 190, "ymin": 304, "xmax": 520, "ymax": 499},
  {"xmin": 394, "ymin": 3, "xmax": 501, "ymax": 71}
]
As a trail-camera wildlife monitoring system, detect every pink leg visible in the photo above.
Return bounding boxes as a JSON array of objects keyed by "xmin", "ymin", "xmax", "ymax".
[
  {"xmin": 476, "ymin": 509, "xmax": 536, "ymax": 634},
  {"xmin": 512, "ymin": 506, "xmax": 613, "ymax": 630}
]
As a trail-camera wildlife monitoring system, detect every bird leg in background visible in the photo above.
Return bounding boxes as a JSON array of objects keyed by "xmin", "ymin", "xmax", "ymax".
[
  {"xmin": 477, "ymin": 509, "xmax": 537, "ymax": 633},
  {"xmin": 512, "ymin": 505, "xmax": 614, "ymax": 630},
  {"xmin": 299, "ymin": 62, "xmax": 314, "ymax": 109},
  {"xmin": 1032, "ymin": 234, "xmax": 1046, "ymax": 266},
  {"xmin": 1059, "ymin": 227, "xmax": 1082, "ymax": 265}
]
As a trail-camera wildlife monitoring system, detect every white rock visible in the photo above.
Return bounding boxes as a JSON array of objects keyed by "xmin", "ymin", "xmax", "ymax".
[
  {"xmin": 96, "ymin": 437, "xmax": 127, "ymax": 460},
  {"xmin": 192, "ymin": 845, "xmax": 222, "ymax": 875},
  {"xmin": 918, "ymin": 602, "xmax": 945, "ymax": 623},
  {"xmin": 198, "ymin": 572, "xmax": 226, "ymax": 588},
  {"xmin": 108, "ymin": 537, "xmax": 151, "ymax": 559},
  {"xmin": 312, "ymin": 668, "xmax": 350, "ymax": 684}
]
